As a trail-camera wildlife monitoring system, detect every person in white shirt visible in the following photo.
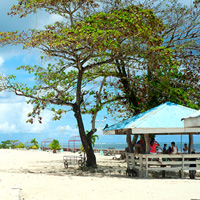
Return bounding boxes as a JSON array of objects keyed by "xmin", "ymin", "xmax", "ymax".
[
  {"xmin": 183, "ymin": 143, "xmax": 188, "ymax": 154},
  {"xmin": 171, "ymin": 142, "xmax": 179, "ymax": 154}
]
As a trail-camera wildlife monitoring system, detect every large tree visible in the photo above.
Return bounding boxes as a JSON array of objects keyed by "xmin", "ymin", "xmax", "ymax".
[
  {"xmin": 100, "ymin": 0, "xmax": 200, "ymax": 116},
  {"xmin": 0, "ymin": 1, "xmax": 172, "ymax": 166},
  {"xmin": 93, "ymin": 0, "xmax": 200, "ymax": 153}
]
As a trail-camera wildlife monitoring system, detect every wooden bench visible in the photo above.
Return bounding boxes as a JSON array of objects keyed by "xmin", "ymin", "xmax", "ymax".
[
  {"xmin": 125, "ymin": 153, "xmax": 200, "ymax": 178},
  {"xmin": 104, "ymin": 148, "xmax": 116, "ymax": 156}
]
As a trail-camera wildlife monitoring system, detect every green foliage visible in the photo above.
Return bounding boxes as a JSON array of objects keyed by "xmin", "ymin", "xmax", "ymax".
[
  {"xmin": 0, "ymin": 3, "xmax": 170, "ymax": 126},
  {"xmin": 91, "ymin": 134, "xmax": 99, "ymax": 147},
  {"xmin": 30, "ymin": 138, "xmax": 39, "ymax": 149},
  {"xmin": 0, "ymin": 140, "xmax": 12, "ymax": 149},
  {"xmin": 30, "ymin": 145, "xmax": 39, "ymax": 149},
  {"xmin": 31, "ymin": 138, "xmax": 38, "ymax": 145},
  {"xmin": 10, "ymin": 140, "xmax": 20, "ymax": 149},
  {"xmin": 194, "ymin": 0, "xmax": 200, "ymax": 7},
  {"xmin": 101, "ymin": 0, "xmax": 200, "ymax": 119},
  {"xmin": 49, "ymin": 139, "xmax": 61, "ymax": 150},
  {"xmin": 16, "ymin": 142, "xmax": 25, "ymax": 148}
]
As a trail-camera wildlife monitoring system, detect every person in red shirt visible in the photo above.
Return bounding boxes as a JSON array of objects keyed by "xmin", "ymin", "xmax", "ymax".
[
  {"xmin": 149, "ymin": 138, "xmax": 161, "ymax": 165},
  {"xmin": 150, "ymin": 138, "xmax": 160, "ymax": 154}
]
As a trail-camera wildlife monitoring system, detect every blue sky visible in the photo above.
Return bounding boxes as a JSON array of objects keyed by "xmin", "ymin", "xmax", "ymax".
[{"xmin": 0, "ymin": 0, "xmax": 197, "ymax": 145}]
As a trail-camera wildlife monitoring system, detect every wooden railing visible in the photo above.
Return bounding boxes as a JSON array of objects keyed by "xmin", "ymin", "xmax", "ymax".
[{"xmin": 125, "ymin": 153, "xmax": 200, "ymax": 178}]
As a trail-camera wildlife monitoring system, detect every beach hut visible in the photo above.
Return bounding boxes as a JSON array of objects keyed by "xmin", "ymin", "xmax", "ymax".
[
  {"xmin": 103, "ymin": 102, "xmax": 200, "ymax": 135},
  {"xmin": 68, "ymin": 136, "xmax": 81, "ymax": 152},
  {"xmin": 182, "ymin": 110, "xmax": 200, "ymax": 152},
  {"xmin": 103, "ymin": 102, "xmax": 200, "ymax": 151},
  {"xmin": 103, "ymin": 102, "xmax": 200, "ymax": 178},
  {"xmin": 182, "ymin": 110, "xmax": 200, "ymax": 128},
  {"xmin": 41, "ymin": 138, "xmax": 53, "ymax": 151}
]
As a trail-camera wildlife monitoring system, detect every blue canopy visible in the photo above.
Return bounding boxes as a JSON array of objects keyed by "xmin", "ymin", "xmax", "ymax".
[
  {"xmin": 183, "ymin": 110, "xmax": 200, "ymax": 119},
  {"xmin": 103, "ymin": 102, "xmax": 200, "ymax": 135}
]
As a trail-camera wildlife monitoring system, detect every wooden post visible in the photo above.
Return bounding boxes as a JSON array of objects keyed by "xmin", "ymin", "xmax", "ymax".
[
  {"xmin": 181, "ymin": 154, "xmax": 184, "ymax": 178},
  {"xmin": 145, "ymin": 154, "xmax": 148, "ymax": 178},
  {"xmin": 161, "ymin": 154, "xmax": 165, "ymax": 178},
  {"xmin": 125, "ymin": 153, "xmax": 129, "ymax": 167},
  {"xmin": 162, "ymin": 170, "xmax": 165, "ymax": 178},
  {"xmin": 189, "ymin": 134, "xmax": 193, "ymax": 153},
  {"xmin": 132, "ymin": 154, "xmax": 135, "ymax": 168},
  {"xmin": 144, "ymin": 134, "xmax": 150, "ymax": 154},
  {"xmin": 139, "ymin": 154, "xmax": 143, "ymax": 178}
]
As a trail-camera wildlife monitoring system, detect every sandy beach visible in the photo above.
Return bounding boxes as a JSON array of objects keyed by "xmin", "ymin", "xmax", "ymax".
[{"xmin": 0, "ymin": 149, "xmax": 200, "ymax": 200}]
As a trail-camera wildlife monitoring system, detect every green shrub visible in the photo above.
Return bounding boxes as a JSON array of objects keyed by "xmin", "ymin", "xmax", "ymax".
[
  {"xmin": 29, "ymin": 144, "xmax": 39, "ymax": 149},
  {"xmin": 30, "ymin": 138, "xmax": 39, "ymax": 149},
  {"xmin": 49, "ymin": 139, "xmax": 61, "ymax": 150},
  {"xmin": 16, "ymin": 142, "xmax": 25, "ymax": 148},
  {"xmin": 30, "ymin": 145, "xmax": 39, "ymax": 149},
  {"xmin": 0, "ymin": 140, "xmax": 12, "ymax": 149}
]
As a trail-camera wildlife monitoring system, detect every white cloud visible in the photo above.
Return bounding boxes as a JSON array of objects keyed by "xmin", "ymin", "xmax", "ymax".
[
  {"xmin": 0, "ymin": 91, "xmax": 26, "ymax": 103},
  {"xmin": 0, "ymin": 92, "xmax": 53, "ymax": 134},
  {"xmin": 20, "ymin": 103, "xmax": 53, "ymax": 133},
  {"xmin": 0, "ymin": 57, "xmax": 5, "ymax": 67},
  {"xmin": 50, "ymin": 124, "xmax": 79, "ymax": 138},
  {"xmin": 0, "ymin": 122, "xmax": 16, "ymax": 134}
]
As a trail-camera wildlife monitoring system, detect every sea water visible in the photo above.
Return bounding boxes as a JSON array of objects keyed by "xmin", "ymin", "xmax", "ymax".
[
  {"xmin": 62, "ymin": 142, "xmax": 200, "ymax": 152},
  {"xmin": 94, "ymin": 143, "xmax": 200, "ymax": 152}
]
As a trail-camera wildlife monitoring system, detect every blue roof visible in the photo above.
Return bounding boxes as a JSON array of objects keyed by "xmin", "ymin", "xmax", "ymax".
[
  {"xmin": 184, "ymin": 110, "xmax": 200, "ymax": 119},
  {"xmin": 105, "ymin": 102, "xmax": 197, "ymax": 131}
]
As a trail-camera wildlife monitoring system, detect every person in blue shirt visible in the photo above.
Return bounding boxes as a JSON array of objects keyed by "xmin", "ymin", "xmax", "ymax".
[{"xmin": 163, "ymin": 144, "xmax": 168, "ymax": 154}]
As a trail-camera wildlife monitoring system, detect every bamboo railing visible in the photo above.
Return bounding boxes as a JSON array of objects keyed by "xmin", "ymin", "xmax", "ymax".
[{"xmin": 125, "ymin": 153, "xmax": 200, "ymax": 178}]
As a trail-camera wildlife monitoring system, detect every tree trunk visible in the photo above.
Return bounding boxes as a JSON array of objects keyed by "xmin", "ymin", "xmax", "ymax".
[
  {"xmin": 189, "ymin": 134, "xmax": 193, "ymax": 154},
  {"xmin": 125, "ymin": 134, "xmax": 138, "ymax": 153},
  {"xmin": 73, "ymin": 104, "xmax": 97, "ymax": 168},
  {"xmin": 126, "ymin": 130, "xmax": 134, "ymax": 153},
  {"xmin": 144, "ymin": 134, "xmax": 150, "ymax": 154},
  {"xmin": 115, "ymin": 61, "xmax": 139, "ymax": 114},
  {"xmin": 73, "ymin": 67, "xmax": 97, "ymax": 168},
  {"xmin": 131, "ymin": 134, "xmax": 138, "ymax": 147},
  {"xmin": 85, "ymin": 145, "xmax": 96, "ymax": 167},
  {"xmin": 53, "ymin": 149, "xmax": 56, "ymax": 153}
]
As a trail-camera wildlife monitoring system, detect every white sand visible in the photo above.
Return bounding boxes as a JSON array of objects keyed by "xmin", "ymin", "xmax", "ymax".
[{"xmin": 0, "ymin": 149, "xmax": 200, "ymax": 200}]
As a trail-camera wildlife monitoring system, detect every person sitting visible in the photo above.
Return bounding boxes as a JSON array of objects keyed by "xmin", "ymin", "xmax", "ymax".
[
  {"xmin": 163, "ymin": 144, "xmax": 168, "ymax": 154},
  {"xmin": 170, "ymin": 142, "xmax": 180, "ymax": 163},
  {"xmin": 134, "ymin": 140, "xmax": 143, "ymax": 155},
  {"xmin": 171, "ymin": 142, "xmax": 179, "ymax": 154},
  {"xmin": 183, "ymin": 143, "xmax": 188, "ymax": 154},
  {"xmin": 150, "ymin": 138, "xmax": 160, "ymax": 154},
  {"xmin": 162, "ymin": 143, "xmax": 169, "ymax": 162},
  {"xmin": 168, "ymin": 146, "xmax": 172, "ymax": 154},
  {"xmin": 149, "ymin": 138, "xmax": 161, "ymax": 165}
]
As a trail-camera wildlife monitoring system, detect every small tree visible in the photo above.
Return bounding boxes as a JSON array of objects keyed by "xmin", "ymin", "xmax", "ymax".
[
  {"xmin": 30, "ymin": 138, "xmax": 39, "ymax": 149},
  {"xmin": 49, "ymin": 139, "xmax": 61, "ymax": 153}
]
